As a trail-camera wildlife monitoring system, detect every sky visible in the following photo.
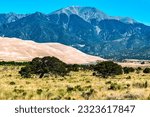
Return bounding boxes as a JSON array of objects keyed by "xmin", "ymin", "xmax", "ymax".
[{"xmin": 0, "ymin": 0, "xmax": 149, "ymax": 25}]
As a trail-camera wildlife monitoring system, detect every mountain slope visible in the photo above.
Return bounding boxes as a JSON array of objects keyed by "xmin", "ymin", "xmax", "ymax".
[
  {"xmin": 53, "ymin": 6, "xmax": 136, "ymax": 24},
  {"xmin": 0, "ymin": 13, "xmax": 27, "ymax": 26},
  {"xmin": 0, "ymin": 37, "xmax": 104, "ymax": 64},
  {"xmin": 0, "ymin": 6, "xmax": 150, "ymax": 60}
]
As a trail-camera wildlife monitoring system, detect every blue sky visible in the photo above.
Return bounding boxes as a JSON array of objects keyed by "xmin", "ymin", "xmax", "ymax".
[{"xmin": 0, "ymin": 0, "xmax": 149, "ymax": 25}]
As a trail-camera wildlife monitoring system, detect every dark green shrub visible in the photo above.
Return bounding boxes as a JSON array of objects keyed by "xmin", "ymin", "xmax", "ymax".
[
  {"xmin": 67, "ymin": 64, "xmax": 93, "ymax": 71},
  {"xmin": 0, "ymin": 61, "xmax": 30, "ymax": 66},
  {"xmin": 137, "ymin": 67, "xmax": 142, "ymax": 70},
  {"xmin": 143, "ymin": 68, "xmax": 150, "ymax": 73},
  {"xmin": 145, "ymin": 81, "xmax": 148, "ymax": 88},
  {"xmin": 126, "ymin": 76, "xmax": 131, "ymax": 79},
  {"xmin": 19, "ymin": 56, "xmax": 69, "ymax": 78},
  {"xmin": 126, "ymin": 84, "xmax": 130, "ymax": 87},
  {"xmin": 9, "ymin": 81, "xmax": 16, "ymax": 85},
  {"xmin": 92, "ymin": 72, "xmax": 96, "ymax": 76},
  {"xmin": 94, "ymin": 61, "xmax": 122, "ymax": 78},
  {"xmin": 22, "ymin": 92, "xmax": 27, "ymax": 96},
  {"xmin": 66, "ymin": 86, "xmax": 74, "ymax": 92},
  {"xmin": 105, "ymin": 81, "xmax": 112, "ymax": 84},
  {"xmin": 141, "ymin": 61, "xmax": 145, "ymax": 64},
  {"xmin": 36, "ymin": 89, "xmax": 43, "ymax": 95},
  {"xmin": 67, "ymin": 64, "xmax": 79, "ymax": 72},
  {"xmin": 123, "ymin": 67, "xmax": 135, "ymax": 74},
  {"xmin": 19, "ymin": 66, "xmax": 31, "ymax": 78},
  {"xmin": 64, "ymin": 97, "xmax": 71, "ymax": 100}
]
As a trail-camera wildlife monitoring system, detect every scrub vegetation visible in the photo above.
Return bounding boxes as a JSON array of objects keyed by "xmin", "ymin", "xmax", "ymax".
[{"xmin": 0, "ymin": 57, "xmax": 150, "ymax": 100}]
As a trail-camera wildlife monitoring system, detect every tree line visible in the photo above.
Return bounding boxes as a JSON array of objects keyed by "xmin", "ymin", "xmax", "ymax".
[
  {"xmin": 17, "ymin": 56, "xmax": 150, "ymax": 78},
  {"xmin": 0, "ymin": 61, "xmax": 30, "ymax": 66}
]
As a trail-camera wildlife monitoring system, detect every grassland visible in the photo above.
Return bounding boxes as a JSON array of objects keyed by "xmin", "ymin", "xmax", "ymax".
[{"xmin": 0, "ymin": 65, "xmax": 150, "ymax": 100}]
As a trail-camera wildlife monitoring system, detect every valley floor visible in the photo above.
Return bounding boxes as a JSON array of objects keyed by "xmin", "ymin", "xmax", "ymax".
[{"xmin": 0, "ymin": 65, "xmax": 150, "ymax": 100}]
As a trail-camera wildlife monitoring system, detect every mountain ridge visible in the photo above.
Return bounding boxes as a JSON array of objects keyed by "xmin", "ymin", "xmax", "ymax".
[
  {"xmin": 0, "ymin": 6, "xmax": 137, "ymax": 25},
  {"xmin": 52, "ymin": 6, "xmax": 136, "ymax": 24},
  {"xmin": 0, "ymin": 6, "xmax": 150, "ymax": 60}
]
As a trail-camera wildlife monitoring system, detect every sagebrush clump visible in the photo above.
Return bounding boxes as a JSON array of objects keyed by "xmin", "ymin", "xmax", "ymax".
[
  {"xmin": 19, "ymin": 56, "xmax": 69, "ymax": 78},
  {"xmin": 94, "ymin": 61, "xmax": 123, "ymax": 78}
]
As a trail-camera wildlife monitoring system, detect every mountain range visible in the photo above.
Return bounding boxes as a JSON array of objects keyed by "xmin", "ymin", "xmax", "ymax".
[{"xmin": 0, "ymin": 6, "xmax": 150, "ymax": 60}]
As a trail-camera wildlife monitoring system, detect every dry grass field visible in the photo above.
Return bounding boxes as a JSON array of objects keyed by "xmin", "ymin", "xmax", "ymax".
[{"xmin": 0, "ymin": 65, "xmax": 150, "ymax": 100}]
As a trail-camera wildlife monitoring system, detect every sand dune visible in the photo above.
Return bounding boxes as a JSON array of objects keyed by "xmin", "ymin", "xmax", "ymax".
[{"xmin": 0, "ymin": 37, "xmax": 105, "ymax": 64}]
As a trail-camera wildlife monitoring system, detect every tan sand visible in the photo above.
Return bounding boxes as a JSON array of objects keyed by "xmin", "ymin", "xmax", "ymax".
[{"xmin": 0, "ymin": 37, "xmax": 105, "ymax": 64}]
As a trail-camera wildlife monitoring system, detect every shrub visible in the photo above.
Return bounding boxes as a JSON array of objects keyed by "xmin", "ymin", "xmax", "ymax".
[
  {"xmin": 123, "ymin": 93, "xmax": 140, "ymax": 100},
  {"xmin": 19, "ymin": 56, "xmax": 69, "ymax": 78},
  {"xmin": 94, "ymin": 61, "xmax": 122, "ymax": 78},
  {"xmin": 108, "ymin": 83, "xmax": 121, "ymax": 90},
  {"xmin": 123, "ymin": 67, "xmax": 135, "ymax": 74},
  {"xmin": 126, "ymin": 76, "xmax": 131, "ymax": 79},
  {"xmin": 9, "ymin": 81, "xmax": 16, "ymax": 85},
  {"xmin": 81, "ymin": 89, "xmax": 94, "ymax": 100},
  {"xmin": 67, "ymin": 64, "xmax": 93, "ymax": 71},
  {"xmin": 136, "ymin": 67, "xmax": 142, "ymax": 74},
  {"xmin": 66, "ymin": 86, "xmax": 74, "ymax": 92},
  {"xmin": 143, "ymin": 68, "xmax": 150, "ymax": 73},
  {"xmin": 64, "ymin": 97, "xmax": 71, "ymax": 100},
  {"xmin": 67, "ymin": 64, "xmax": 79, "ymax": 72},
  {"xmin": 79, "ymin": 64, "xmax": 89, "ymax": 71},
  {"xmin": 92, "ymin": 72, "xmax": 96, "ymax": 76},
  {"xmin": 105, "ymin": 81, "xmax": 112, "ymax": 84},
  {"xmin": 132, "ymin": 81, "xmax": 148, "ymax": 88},
  {"xmin": 145, "ymin": 81, "xmax": 148, "ymax": 88},
  {"xmin": 141, "ymin": 61, "xmax": 145, "ymax": 64},
  {"xmin": 13, "ymin": 89, "xmax": 25, "ymax": 94},
  {"xmin": 36, "ymin": 89, "xmax": 43, "ymax": 95},
  {"xmin": 137, "ymin": 67, "xmax": 142, "ymax": 70},
  {"xmin": 74, "ymin": 85, "xmax": 83, "ymax": 91},
  {"xmin": 0, "ymin": 61, "xmax": 30, "ymax": 66},
  {"xmin": 19, "ymin": 66, "xmax": 31, "ymax": 78}
]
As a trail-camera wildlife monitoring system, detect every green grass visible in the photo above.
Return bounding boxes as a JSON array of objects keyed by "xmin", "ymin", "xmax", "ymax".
[{"xmin": 0, "ymin": 65, "xmax": 150, "ymax": 100}]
